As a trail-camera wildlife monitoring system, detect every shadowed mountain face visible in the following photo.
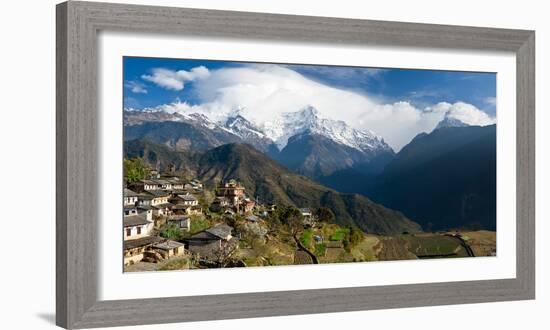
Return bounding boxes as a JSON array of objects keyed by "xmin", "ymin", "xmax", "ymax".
[
  {"xmin": 276, "ymin": 132, "xmax": 395, "ymax": 179},
  {"xmin": 125, "ymin": 140, "xmax": 421, "ymax": 235},
  {"xmin": 369, "ymin": 125, "xmax": 497, "ymax": 231}
]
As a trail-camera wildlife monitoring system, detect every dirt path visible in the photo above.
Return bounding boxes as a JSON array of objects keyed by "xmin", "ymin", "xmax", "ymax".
[
  {"xmin": 445, "ymin": 234, "xmax": 475, "ymax": 257},
  {"xmin": 293, "ymin": 235, "xmax": 319, "ymax": 264}
]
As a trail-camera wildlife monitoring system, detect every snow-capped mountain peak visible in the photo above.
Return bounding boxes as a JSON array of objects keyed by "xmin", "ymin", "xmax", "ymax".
[
  {"xmin": 257, "ymin": 105, "xmax": 392, "ymax": 153},
  {"xmin": 224, "ymin": 115, "xmax": 266, "ymax": 139},
  {"xmin": 434, "ymin": 109, "xmax": 480, "ymax": 131},
  {"xmin": 435, "ymin": 115, "xmax": 469, "ymax": 130}
]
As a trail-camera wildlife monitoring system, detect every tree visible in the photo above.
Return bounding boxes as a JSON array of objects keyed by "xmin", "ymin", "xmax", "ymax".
[
  {"xmin": 315, "ymin": 207, "xmax": 335, "ymax": 223},
  {"xmin": 124, "ymin": 157, "xmax": 150, "ymax": 184},
  {"xmin": 266, "ymin": 210, "xmax": 283, "ymax": 234},
  {"xmin": 159, "ymin": 223, "xmax": 183, "ymax": 241},
  {"xmin": 213, "ymin": 240, "xmax": 239, "ymax": 267},
  {"xmin": 281, "ymin": 206, "xmax": 304, "ymax": 236},
  {"xmin": 343, "ymin": 226, "xmax": 364, "ymax": 252}
]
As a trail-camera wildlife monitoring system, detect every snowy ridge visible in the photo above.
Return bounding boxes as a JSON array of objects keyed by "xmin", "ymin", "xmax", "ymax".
[
  {"xmin": 257, "ymin": 106, "xmax": 392, "ymax": 152},
  {"xmin": 124, "ymin": 105, "xmax": 393, "ymax": 154}
]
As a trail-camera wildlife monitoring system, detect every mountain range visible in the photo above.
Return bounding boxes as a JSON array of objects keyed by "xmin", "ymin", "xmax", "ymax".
[
  {"xmin": 124, "ymin": 106, "xmax": 394, "ymax": 177},
  {"xmin": 124, "ymin": 105, "xmax": 496, "ymax": 232}
]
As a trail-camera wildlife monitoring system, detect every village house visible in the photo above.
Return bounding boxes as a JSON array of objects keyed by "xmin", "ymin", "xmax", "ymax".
[
  {"xmin": 190, "ymin": 179, "xmax": 203, "ymax": 190},
  {"xmin": 300, "ymin": 208, "xmax": 312, "ymax": 218},
  {"xmin": 217, "ymin": 179, "xmax": 245, "ymax": 205},
  {"xmin": 124, "ymin": 205, "xmax": 139, "ymax": 217},
  {"xmin": 149, "ymin": 169, "xmax": 160, "ymax": 179},
  {"xmin": 241, "ymin": 198, "xmax": 256, "ymax": 214},
  {"xmin": 124, "ymin": 215, "xmax": 153, "ymax": 240},
  {"xmin": 147, "ymin": 190, "xmax": 170, "ymax": 206},
  {"xmin": 171, "ymin": 204, "xmax": 191, "ymax": 215},
  {"xmin": 123, "ymin": 188, "xmax": 139, "ymax": 206},
  {"xmin": 129, "ymin": 179, "xmax": 160, "ymax": 192},
  {"xmin": 167, "ymin": 215, "xmax": 191, "ymax": 231},
  {"xmin": 151, "ymin": 240, "xmax": 185, "ymax": 259},
  {"xmin": 185, "ymin": 224, "xmax": 237, "ymax": 259},
  {"xmin": 123, "ymin": 236, "xmax": 163, "ymax": 266},
  {"xmin": 155, "ymin": 179, "xmax": 173, "ymax": 191},
  {"xmin": 137, "ymin": 194, "xmax": 153, "ymax": 207},
  {"xmin": 167, "ymin": 178, "xmax": 184, "ymax": 190},
  {"xmin": 171, "ymin": 204, "xmax": 202, "ymax": 216},
  {"xmin": 188, "ymin": 205, "xmax": 203, "ymax": 215},
  {"xmin": 143, "ymin": 190, "xmax": 172, "ymax": 216},
  {"xmin": 209, "ymin": 196, "xmax": 229, "ymax": 212},
  {"xmin": 171, "ymin": 193, "xmax": 198, "ymax": 206},
  {"xmin": 137, "ymin": 206, "xmax": 153, "ymax": 221},
  {"xmin": 300, "ymin": 208, "xmax": 316, "ymax": 226},
  {"xmin": 123, "ymin": 214, "xmax": 157, "ymax": 265},
  {"xmin": 181, "ymin": 194, "xmax": 199, "ymax": 206}
]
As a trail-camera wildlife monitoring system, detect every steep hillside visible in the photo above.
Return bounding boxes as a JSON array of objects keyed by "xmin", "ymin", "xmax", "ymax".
[{"xmin": 371, "ymin": 125, "xmax": 496, "ymax": 231}]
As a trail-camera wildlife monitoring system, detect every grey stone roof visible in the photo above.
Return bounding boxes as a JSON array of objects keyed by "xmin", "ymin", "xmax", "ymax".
[
  {"xmin": 153, "ymin": 240, "xmax": 184, "ymax": 250},
  {"xmin": 186, "ymin": 231, "xmax": 219, "ymax": 242},
  {"xmin": 172, "ymin": 204, "xmax": 190, "ymax": 210},
  {"xmin": 123, "ymin": 215, "xmax": 151, "ymax": 227},
  {"xmin": 146, "ymin": 190, "xmax": 169, "ymax": 197},
  {"xmin": 206, "ymin": 224, "xmax": 233, "ymax": 239},
  {"xmin": 124, "ymin": 236, "xmax": 163, "ymax": 250},
  {"xmin": 151, "ymin": 203, "xmax": 174, "ymax": 209},
  {"xmin": 141, "ymin": 179, "xmax": 159, "ymax": 185},
  {"xmin": 124, "ymin": 188, "xmax": 140, "ymax": 197},
  {"xmin": 178, "ymin": 194, "xmax": 198, "ymax": 201}
]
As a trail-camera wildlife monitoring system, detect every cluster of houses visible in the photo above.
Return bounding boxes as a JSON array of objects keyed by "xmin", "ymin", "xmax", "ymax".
[
  {"xmin": 123, "ymin": 174, "xmax": 317, "ymax": 269},
  {"xmin": 123, "ymin": 176, "xmax": 260, "ymax": 268},
  {"xmin": 123, "ymin": 176, "xmax": 199, "ymax": 266}
]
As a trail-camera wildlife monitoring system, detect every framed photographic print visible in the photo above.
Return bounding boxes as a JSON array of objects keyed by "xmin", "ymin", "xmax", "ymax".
[{"xmin": 56, "ymin": 1, "xmax": 535, "ymax": 328}]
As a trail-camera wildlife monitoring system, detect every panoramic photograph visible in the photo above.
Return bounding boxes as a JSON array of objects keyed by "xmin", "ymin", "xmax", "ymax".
[{"xmin": 122, "ymin": 57, "xmax": 497, "ymax": 272}]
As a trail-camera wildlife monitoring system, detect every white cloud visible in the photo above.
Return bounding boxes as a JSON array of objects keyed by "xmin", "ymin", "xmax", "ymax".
[
  {"xmin": 141, "ymin": 66, "xmax": 210, "ymax": 91},
  {"xmin": 484, "ymin": 96, "xmax": 497, "ymax": 106},
  {"xmin": 141, "ymin": 64, "xmax": 495, "ymax": 151},
  {"xmin": 124, "ymin": 80, "xmax": 147, "ymax": 94},
  {"xmin": 430, "ymin": 101, "xmax": 496, "ymax": 126}
]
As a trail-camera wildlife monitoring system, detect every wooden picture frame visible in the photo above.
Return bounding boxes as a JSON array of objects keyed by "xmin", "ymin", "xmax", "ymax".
[{"xmin": 56, "ymin": 1, "xmax": 535, "ymax": 328}]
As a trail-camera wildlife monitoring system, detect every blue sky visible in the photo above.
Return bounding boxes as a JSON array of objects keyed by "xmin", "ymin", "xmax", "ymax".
[{"xmin": 123, "ymin": 56, "xmax": 496, "ymax": 116}]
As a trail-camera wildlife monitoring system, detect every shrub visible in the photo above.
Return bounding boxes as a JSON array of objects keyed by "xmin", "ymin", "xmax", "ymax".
[
  {"xmin": 160, "ymin": 223, "xmax": 183, "ymax": 241},
  {"xmin": 315, "ymin": 243, "xmax": 327, "ymax": 257}
]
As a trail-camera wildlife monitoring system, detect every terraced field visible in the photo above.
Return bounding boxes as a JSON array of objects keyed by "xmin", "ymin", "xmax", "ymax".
[
  {"xmin": 403, "ymin": 234, "xmax": 470, "ymax": 258},
  {"xmin": 374, "ymin": 232, "xmax": 484, "ymax": 261},
  {"xmin": 459, "ymin": 231, "xmax": 496, "ymax": 256},
  {"xmin": 294, "ymin": 250, "xmax": 314, "ymax": 264}
]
